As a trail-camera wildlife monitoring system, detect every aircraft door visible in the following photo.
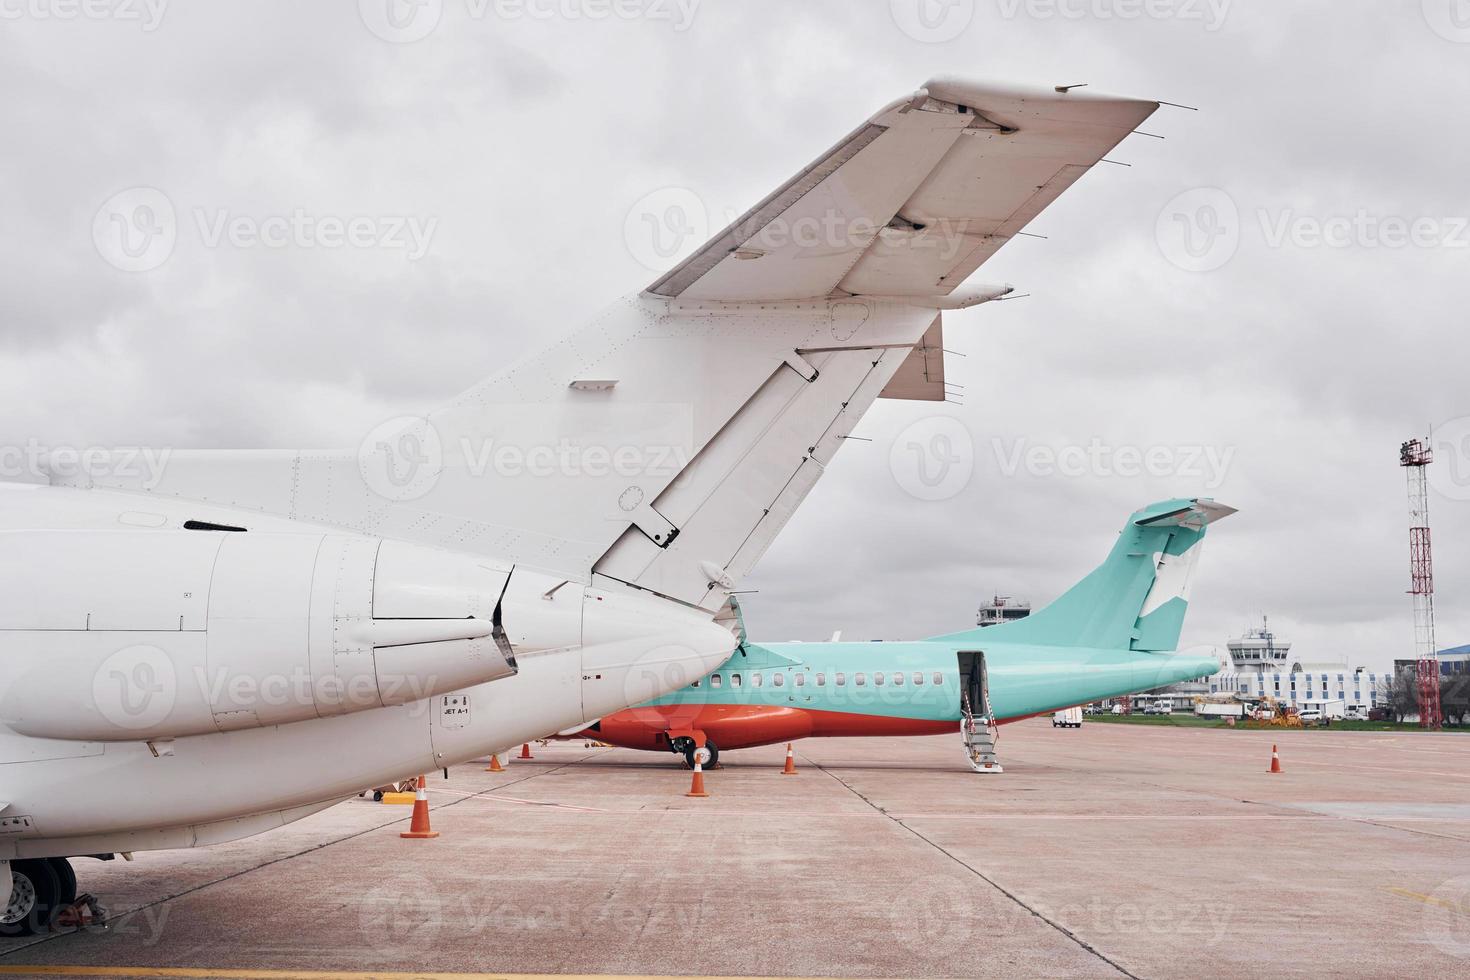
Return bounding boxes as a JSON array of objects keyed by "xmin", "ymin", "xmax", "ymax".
[{"xmin": 956, "ymin": 651, "xmax": 991, "ymax": 722}]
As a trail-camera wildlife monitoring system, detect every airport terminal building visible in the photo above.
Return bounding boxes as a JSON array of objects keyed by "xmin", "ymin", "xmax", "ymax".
[
  {"xmin": 1201, "ymin": 666, "xmax": 1388, "ymax": 709},
  {"xmin": 1117, "ymin": 621, "xmax": 1395, "ymax": 712}
]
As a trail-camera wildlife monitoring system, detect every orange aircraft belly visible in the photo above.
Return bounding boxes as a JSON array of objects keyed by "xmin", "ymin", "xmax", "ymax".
[{"xmin": 594, "ymin": 704, "xmax": 954, "ymax": 752}]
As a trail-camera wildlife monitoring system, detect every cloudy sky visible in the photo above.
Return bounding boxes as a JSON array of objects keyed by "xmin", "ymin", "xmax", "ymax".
[{"xmin": 3, "ymin": 0, "xmax": 1468, "ymax": 670}]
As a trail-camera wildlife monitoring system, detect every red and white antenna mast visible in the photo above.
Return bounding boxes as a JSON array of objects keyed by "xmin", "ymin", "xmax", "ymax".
[{"xmin": 1399, "ymin": 437, "xmax": 1441, "ymax": 730}]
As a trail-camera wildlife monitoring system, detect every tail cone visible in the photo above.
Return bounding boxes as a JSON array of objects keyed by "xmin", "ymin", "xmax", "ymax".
[
  {"xmin": 400, "ymin": 775, "xmax": 440, "ymax": 839},
  {"xmin": 1269, "ymin": 743, "xmax": 1283, "ymax": 774},
  {"xmin": 781, "ymin": 743, "xmax": 798, "ymax": 775}
]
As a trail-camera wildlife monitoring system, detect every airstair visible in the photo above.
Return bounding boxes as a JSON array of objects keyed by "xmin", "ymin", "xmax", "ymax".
[{"xmin": 958, "ymin": 652, "xmax": 1002, "ymax": 773}]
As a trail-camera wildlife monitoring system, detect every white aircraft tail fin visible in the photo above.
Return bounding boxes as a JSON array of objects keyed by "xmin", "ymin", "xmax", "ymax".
[{"xmin": 52, "ymin": 78, "xmax": 1156, "ymax": 612}]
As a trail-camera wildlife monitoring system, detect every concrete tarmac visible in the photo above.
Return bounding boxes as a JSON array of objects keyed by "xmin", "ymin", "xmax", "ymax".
[{"xmin": 2, "ymin": 719, "xmax": 1468, "ymax": 979}]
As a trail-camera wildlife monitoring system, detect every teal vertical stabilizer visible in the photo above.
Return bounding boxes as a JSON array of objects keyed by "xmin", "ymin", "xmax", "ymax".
[{"xmin": 930, "ymin": 498, "xmax": 1236, "ymax": 652}]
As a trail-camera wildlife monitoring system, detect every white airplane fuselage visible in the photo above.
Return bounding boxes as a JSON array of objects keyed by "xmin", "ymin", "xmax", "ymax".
[{"xmin": 0, "ymin": 482, "xmax": 736, "ymax": 860}]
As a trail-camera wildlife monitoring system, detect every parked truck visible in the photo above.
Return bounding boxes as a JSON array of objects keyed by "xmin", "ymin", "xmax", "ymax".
[{"xmin": 1052, "ymin": 707, "xmax": 1083, "ymax": 728}]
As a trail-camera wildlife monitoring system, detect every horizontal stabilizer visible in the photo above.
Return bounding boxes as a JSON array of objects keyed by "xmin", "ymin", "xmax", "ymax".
[{"xmin": 649, "ymin": 77, "xmax": 1158, "ymax": 303}]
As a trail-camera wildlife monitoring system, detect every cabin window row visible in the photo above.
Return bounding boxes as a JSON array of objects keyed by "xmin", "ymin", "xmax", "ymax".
[{"xmin": 696, "ymin": 671, "xmax": 945, "ymax": 689}]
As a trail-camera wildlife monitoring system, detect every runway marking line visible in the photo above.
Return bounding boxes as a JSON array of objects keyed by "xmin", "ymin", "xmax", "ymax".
[{"xmin": 0, "ymin": 970, "xmax": 841, "ymax": 980}]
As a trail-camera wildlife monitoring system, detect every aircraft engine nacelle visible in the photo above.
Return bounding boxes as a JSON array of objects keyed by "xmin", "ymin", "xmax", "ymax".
[{"xmin": 0, "ymin": 529, "xmax": 559, "ymax": 742}]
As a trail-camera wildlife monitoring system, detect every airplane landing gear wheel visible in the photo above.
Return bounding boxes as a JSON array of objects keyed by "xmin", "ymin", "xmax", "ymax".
[
  {"xmin": 49, "ymin": 858, "xmax": 77, "ymax": 909},
  {"xmin": 2, "ymin": 858, "xmax": 61, "ymax": 937},
  {"xmin": 681, "ymin": 742, "xmax": 719, "ymax": 770}
]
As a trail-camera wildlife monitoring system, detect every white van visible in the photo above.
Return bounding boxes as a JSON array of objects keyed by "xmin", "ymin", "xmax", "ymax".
[{"xmin": 1052, "ymin": 707, "xmax": 1083, "ymax": 728}]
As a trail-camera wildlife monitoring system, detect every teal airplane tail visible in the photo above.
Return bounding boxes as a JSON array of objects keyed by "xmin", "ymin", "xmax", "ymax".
[{"xmin": 932, "ymin": 498, "xmax": 1236, "ymax": 652}]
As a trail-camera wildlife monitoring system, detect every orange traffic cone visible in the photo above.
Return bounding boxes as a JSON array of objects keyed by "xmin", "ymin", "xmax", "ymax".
[
  {"xmin": 400, "ymin": 775, "xmax": 439, "ymax": 839},
  {"xmin": 781, "ymin": 743, "xmax": 798, "ymax": 775},
  {"xmin": 686, "ymin": 759, "xmax": 709, "ymax": 798},
  {"xmin": 485, "ymin": 754, "xmax": 504, "ymax": 773},
  {"xmin": 1268, "ymin": 743, "xmax": 1283, "ymax": 774},
  {"xmin": 519, "ymin": 742, "xmax": 534, "ymax": 760}
]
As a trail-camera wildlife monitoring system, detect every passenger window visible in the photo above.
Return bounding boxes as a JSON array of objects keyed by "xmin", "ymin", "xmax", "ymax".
[
  {"xmin": 774, "ymin": 673, "xmax": 785, "ymax": 687},
  {"xmin": 816, "ymin": 673, "xmax": 826, "ymax": 686},
  {"xmin": 794, "ymin": 674, "xmax": 805, "ymax": 687},
  {"xmin": 893, "ymin": 672, "xmax": 904, "ymax": 686},
  {"xmin": 711, "ymin": 675, "xmax": 722, "ymax": 689},
  {"xmin": 752, "ymin": 673, "xmax": 763, "ymax": 687},
  {"xmin": 913, "ymin": 672, "xmax": 924, "ymax": 686},
  {"xmin": 731, "ymin": 673, "xmax": 742, "ymax": 687},
  {"xmin": 873, "ymin": 673, "xmax": 884, "ymax": 687},
  {"xmin": 835, "ymin": 672, "xmax": 845, "ymax": 686},
  {"xmin": 932, "ymin": 671, "xmax": 943, "ymax": 686},
  {"xmin": 855, "ymin": 673, "xmax": 866, "ymax": 687}
]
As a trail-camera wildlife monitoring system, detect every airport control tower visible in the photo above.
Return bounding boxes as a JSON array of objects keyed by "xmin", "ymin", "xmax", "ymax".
[
  {"xmin": 1227, "ymin": 617, "xmax": 1292, "ymax": 675},
  {"xmin": 977, "ymin": 595, "xmax": 1031, "ymax": 628}
]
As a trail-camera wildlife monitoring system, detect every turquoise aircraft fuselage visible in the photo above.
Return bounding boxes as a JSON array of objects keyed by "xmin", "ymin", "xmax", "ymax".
[{"xmin": 587, "ymin": 499, "xmax": 1229, "ymax": 769}]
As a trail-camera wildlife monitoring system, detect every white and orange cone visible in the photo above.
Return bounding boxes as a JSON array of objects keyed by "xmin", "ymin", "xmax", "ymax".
[
  {"xmin": 485, "ymin": 754, "xmax": 504, "ymax": 773},
  {"xmin": 686, "ymin": 759, "xmax": 709, "ymax": 798},
  {"xmin": 1268, "ymin": 743, "xmax": 1283, "ymax": 774},
  {"xmin": 400, "ymin": 775, "xmax": 440, "ymax": 839},
  {"xmin": 519, "ymin": 742, "xmax": 534, "ymax": 761},
  {"xmin": 781, "ymin": 743, "xmax": 798, "ymax": 776}
]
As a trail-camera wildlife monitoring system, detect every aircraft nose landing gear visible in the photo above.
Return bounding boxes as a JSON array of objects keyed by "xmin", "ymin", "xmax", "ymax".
[{"xmin": 672, "ymin": 737, "xmax": 719, "ymax": 771}]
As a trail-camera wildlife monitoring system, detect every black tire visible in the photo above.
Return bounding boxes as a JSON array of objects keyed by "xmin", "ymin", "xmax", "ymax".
[
  {"xmin": 373, "ymin": 790, "xmax": 384, "ymax": 802},
  {"xmin": 680, "ymin": 742, "xmax": 719, "ymax": 770},
  {"xmin": 47, "ymin": 858, "xmax": 76, "ymax": 908},
  {"xmin": 2, "ymin": 858, "xmax": 61, "ymax": 937}
]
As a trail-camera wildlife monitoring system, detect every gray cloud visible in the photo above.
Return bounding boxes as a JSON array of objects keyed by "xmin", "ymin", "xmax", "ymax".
[{"xmin": 2, "ymin": 0, "xmax": 1465, "ymax": 670}]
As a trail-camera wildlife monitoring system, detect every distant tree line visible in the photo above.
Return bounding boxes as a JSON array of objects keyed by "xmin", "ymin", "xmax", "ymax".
[{"xmin": 1383, "ymin": 667, "xmax": 1470, "ymax": 726}]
